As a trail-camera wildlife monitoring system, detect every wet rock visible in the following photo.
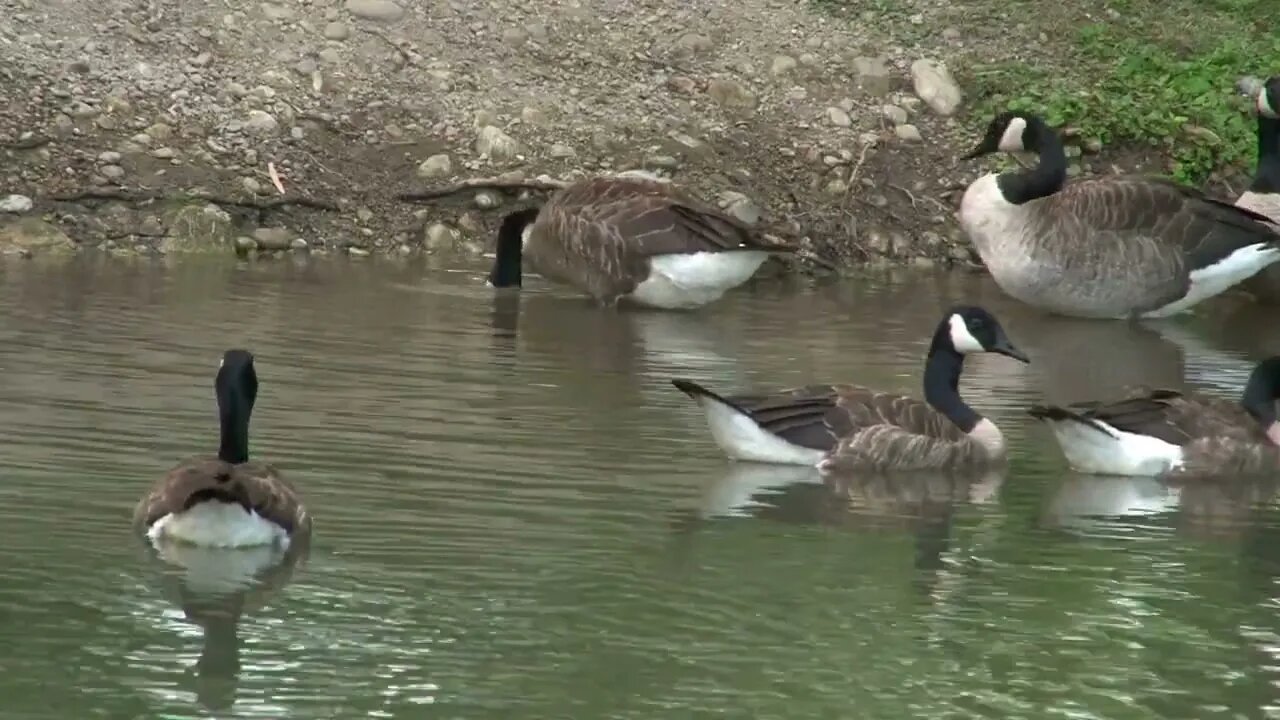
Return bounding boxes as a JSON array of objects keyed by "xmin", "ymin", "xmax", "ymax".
[
  {"xmin": 852, "ymin": 56, "xmax": 892, "ymax": 96},
  {"xmin": 290, "ymin": 238, "xmax": 310, "ymax": 252},
  {"xmin": 911, "ymin": 59, "xmax": 963, "ymax": 116},
  {"xmin": 0, "ymin": 195, "xmax": 33, "ymax": 213},
  {"xmin": 0, "ymin": 217, "xmax": 76, "ymax": 256},
  {"xmin": 161, "ymin": 203, "xmax": 236, "ymax": 252},
  {"xmin": 423, "ymin": 222, "xmax": 460, "ymax": 252},
  {"xmin": 706, "ymin": 77, "xmax": 755, "ymax": 110},
  {"xmin": 253, "ymin": 226, "xmax": 294, "ymax": 250},
  {"xmin": 416, "ymin": 153, "xmax": 453, "ymax": 179},
  {"xmin": 101, "ymin": 165, "xmax": 126, "ymax": 181},
  {"xmin": 344, "ymin": 0, "xmax": 405, "ymax": 22},
  {"xmin": 147, "ymin": 122, "xmax": 173, "ymax": 141},
  {"xmin": 474, "ymin": 125, "xmax": 520, "ymax": 161},
  {"xmin": 825, "ymin": 107, "xmax": 852, "ymax": 128},
  {"xmin": 98, "ymin": 151, "xmax": 122, "ymax": 163},
  {"xmin": 234, "ymin": 236, "xmax": 257, "ymax": 255}
]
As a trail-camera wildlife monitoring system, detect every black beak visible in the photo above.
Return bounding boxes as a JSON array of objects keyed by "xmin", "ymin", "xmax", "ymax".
[{"xmin": 992, "ymin": 336, "xmax": 1030, "ymax": 364}]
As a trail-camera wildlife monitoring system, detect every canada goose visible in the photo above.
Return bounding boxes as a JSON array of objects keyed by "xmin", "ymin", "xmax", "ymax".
[
  {"xmin": 1027, "ymin": 355, "xmax": 1280, "ymax": 477},
  {"xmin": 1238, "ymin": 76, "xmax": 1280, "ymax": 303},
  {"xmin": 487, "ymin": 172, "xmax": 796, "ymax": 310},
  {"xmin": 959, "ymin": 110, "xmax": 1280, "ymax": 319},
  {"xmin": 671, "ymin": 305, "xmax": 1030, "ymax": 472},
  {"xmin": 133, "ymin": 350, "xmax": 310, "ymax": 548}
]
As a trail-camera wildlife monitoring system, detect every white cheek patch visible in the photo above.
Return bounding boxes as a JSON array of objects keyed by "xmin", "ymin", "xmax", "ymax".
[
  {"xmin": 520, "ymin": 223, "xmax": 533, "ymax": 249},
  {"xmin": 948, "ymin": 314, "xmax": 985, "ymax": 354},
  {"xmin": 1259, "ymin": 88, "xmax": 1279, "ymax": 119},
  {"xmin": 997, "ymin": 116, "xmax": 1028, "ymax": 152}
]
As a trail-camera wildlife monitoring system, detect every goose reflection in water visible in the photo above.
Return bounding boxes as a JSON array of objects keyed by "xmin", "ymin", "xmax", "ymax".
[{"xmin": 139, "ymin": 536, "xmax": 309, "ymax": 714}]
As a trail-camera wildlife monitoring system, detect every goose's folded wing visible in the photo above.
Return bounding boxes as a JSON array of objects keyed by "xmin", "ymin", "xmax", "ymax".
[
  {"xmin": 725, "ymin": 384, "xmax": 854, "ymax": 452},
  {"xmin": 833, "ymin": 387, "xmax": 968, "ymax": 442},
  {"xmin": 1054, "ymin": 177, "xmax": 1280, "ymax": 266},
  {"xmin": 823, "ymin": 424, "xmax": 986, "ymax": 472},
  {"xmin": 1065, "ymin": 389, "xmax": 1255, "ymax": 445}
]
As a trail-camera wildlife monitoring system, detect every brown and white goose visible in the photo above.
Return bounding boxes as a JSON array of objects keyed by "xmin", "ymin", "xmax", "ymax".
[
  {"xmin": 671, "ymin": 306, "xmax": 1030, "ymax": 472},
  {"xmin": 133, "ymin": 350, "xmax": 310, "ymax": 548},
  {"xmin": 1238, "ymin": 76, "xmax": 1280, "ymax": 303},
  {"xmin": 487, "ymin": 172, "xmax": 795, "ymax": 310},
  {"xmin": 1028, "ymin": 356, "xmax": 1280, "ymax": 477},
  {"xmin": 959, "ymin": 110, "xmax": 1280, "ymax": 319}
]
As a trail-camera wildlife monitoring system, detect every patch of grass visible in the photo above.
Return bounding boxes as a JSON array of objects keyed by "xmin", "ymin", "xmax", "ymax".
[{"xmin": 961, "ymin": 0, "xmax": 1280, "ymax": 183}]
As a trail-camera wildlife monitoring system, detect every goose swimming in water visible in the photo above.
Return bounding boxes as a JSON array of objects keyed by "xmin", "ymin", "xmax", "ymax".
[
  {"xmin": 133, "ymin": 350, "xmax": 310, "ymax": 549},
  {"xmin": 1237, "ymin": 76, "xmax": 1280, "ymax": 303},
  {"xmin": 671, "ymin": 306, "xmax": 1030, "ymax": 472},
  {"xmin": 959, "ymin": 110, "xmax": 1280, "ymax": 319},
  {"xmin": 487, "ymin": 172, "xmax": 796, "ymax": 310},
  {"xmin": 1028, "ymin": 355, "xmax": 1280, "ymax": 477}
]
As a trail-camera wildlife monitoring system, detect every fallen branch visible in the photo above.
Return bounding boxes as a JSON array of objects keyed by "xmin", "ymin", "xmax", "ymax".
[
  {"xmin": 50, "ymin": 189, "xmax": 339, "ymax": 212},
  {"xmin": 398, "ymin": 177, "xmax": 568, "ymax": 202}
]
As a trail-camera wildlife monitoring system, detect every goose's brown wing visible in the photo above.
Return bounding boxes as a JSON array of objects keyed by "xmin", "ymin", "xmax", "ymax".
[
  {"xmin": 134, "ymin": 457, "xmax": 310, "ymax": 535},
  {"xmin": 725, "ymin": 383, "xmax": 965, "ymax": 452},
  {"xmin": 1041, "ymin": 177, "xmax": 1280, "ymax": 311},
  {"xmin": 1056, "ymin": 388, "xmax": 1260, "ymax": 446}
]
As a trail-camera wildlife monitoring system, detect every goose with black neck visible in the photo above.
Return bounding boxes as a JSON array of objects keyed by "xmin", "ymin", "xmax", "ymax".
[
  {"xmin": 1238, "ymin": 76, "xmax": 1280, "ymax": 303},
  {"xmin": 959, "ymin": 110, "xmax": 1280, "ymax": 319},
  {"xmin": 670, "ymin": 306, "xmax": 1030, "ymax": 473},
  {"xmin": 133, "ymin": 349, "xmax": 311, "ymax": 549}
]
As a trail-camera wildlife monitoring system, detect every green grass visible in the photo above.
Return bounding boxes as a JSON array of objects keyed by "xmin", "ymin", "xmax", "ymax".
[{"xmin": 819, "ymin": 0, "xmax": 1280, "ymax": 184}]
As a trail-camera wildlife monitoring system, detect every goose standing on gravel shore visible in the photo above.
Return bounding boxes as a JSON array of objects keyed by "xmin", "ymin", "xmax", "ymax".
[
  {"xmin": 1237, "ymin": 76, "xmax": 1280, "ymax": 303},
  {"xmin": 1028, "ymin": 355, "xmax": 1280, "ymax": 477},
  {"xmin": 486, "ymin": 172, "xmax": 796, "ymax": 310},
  {"xmin": 134, "ymin": 350, "xmax": 310, "ymax": 549},
  {"xmin": 958, "ymin": 110, "xmax": 1280, "ymax": 319},
  {"xmin": 671, "ymin": 305, "xmax": 1030, "ymax": 472}
]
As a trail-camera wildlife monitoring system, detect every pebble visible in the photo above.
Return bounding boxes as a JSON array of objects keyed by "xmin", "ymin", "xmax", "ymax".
[
  {"xmin": 242, "ymin": 177, "xmax": 264, "ymax": 194},
  {"xmin": 97, "ymin": 151, "xmax": 122, "ymax": 163},
  {"xmin": 770, "ymin": 55, "xmax": 797, "ymax": 75},
  {"xmin": 852, "ymin": 56, "xmax": 892, "ymax": 96},
  {"xmin": 290, "ymin": 238, "xmax": 310, "ymax": 252},
  {"xmin": 243, "ymin": 110, "xmax": 280, "ymax": 134},
  {"xmin": 423, "ymin": 222, "xmax": 459, "ymax": 251},
  {"xmin": 474, "ymin": 125, "xmax": 520, "ymax": 161},
  {"xmin": 101, "ymin": 165, "xmax": 125, "ymax": 180},
  {"xmin": 706, "ymin": 77, "xmax": 755, "ymax": 110},
  {"xmin": 151, "ymin": 147, "xmax": 176, "ymax": 159},
  {"xmin": 417, "ymin": 153, "xmax": 453, "ymax": 179},
  {"xmin": 323, "ymin": 21, "xmax": 351, "ymax": 40},
  {"xmin": 0, "ymin": 195, "xmax": 33, "ymax": 213},
  {"xmin": 825, "ymin": 107, "xmax": 852, "ymax": 128},
  {"xmin": 895, "ymin": 124, "xmax": 924, "ymax": 142},
  {"xmin": 344, "ymin": 0, "xmax": 405, "ymax": 22},
  {"xmin": 910, "ymin": 59, "xmax": 963, "ymax": 116},
  {"xmin": 253, "ymin": 227, "xmax": 294, "ymax": 250},
  {"xmin": 549, "ymin": 143, "xmax": 576, "ymax": 159},
  {"xmin": 881, "ymin": 104, "xmax": 908, "ymax": 125}
]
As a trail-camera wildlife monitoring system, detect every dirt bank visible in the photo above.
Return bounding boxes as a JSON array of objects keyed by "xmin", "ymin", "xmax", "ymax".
[{"xmin": 0, "ymin": 0, "xmax": 1259, "ymax": 269}]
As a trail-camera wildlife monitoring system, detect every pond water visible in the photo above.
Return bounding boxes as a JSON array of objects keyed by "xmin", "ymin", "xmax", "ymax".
[{"xmin": 2, "ymin": 255, "xmax": 1280, "ymax": 719}]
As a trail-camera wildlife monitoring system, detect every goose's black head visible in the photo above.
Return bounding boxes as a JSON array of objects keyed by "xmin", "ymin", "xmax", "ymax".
[
  {"xmin": 962, "ymin": 111, "xmax": 1050, "ymax": 159},
  {"xmin": 1259, "ymin": 76, "xmax": 1280, "ymax": 120},
  {"xmin": 933, "ymin": 305, "xmax": 1030, "ymax": 363},
  {"xmin": 216, "ymin": 350, "xmax": 258, "ymax": 410},
  {"xmin": 489, "ymin": 207, "xmax": 541, "ymax": 288},
  {"xmin": 1241, "ymin": 355, "xmax": 1280, "ymax": 433}
]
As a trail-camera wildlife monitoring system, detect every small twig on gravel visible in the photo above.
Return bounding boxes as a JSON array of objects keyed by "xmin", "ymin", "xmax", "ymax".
[
  {"xmin": 50, "ymin": 189, "xmax": 339, "ymax": 212},
  {"xmin": 360, "ymin": 28, "xmax": 413, "ymax": 66},
  {"xmin": 888, "ymin": 183, "xmax": 919, "ymax": 208},
  {"xmin": 267, "ymin": 162, "xmax": 286, "ymax": 195},
  {"xmin": 398, "ymin": 177, "xmax": 569, "ymax": 202},
  {"xmin": 839, "ymin": 141, "xmax": 875, "ymax": 211}
]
